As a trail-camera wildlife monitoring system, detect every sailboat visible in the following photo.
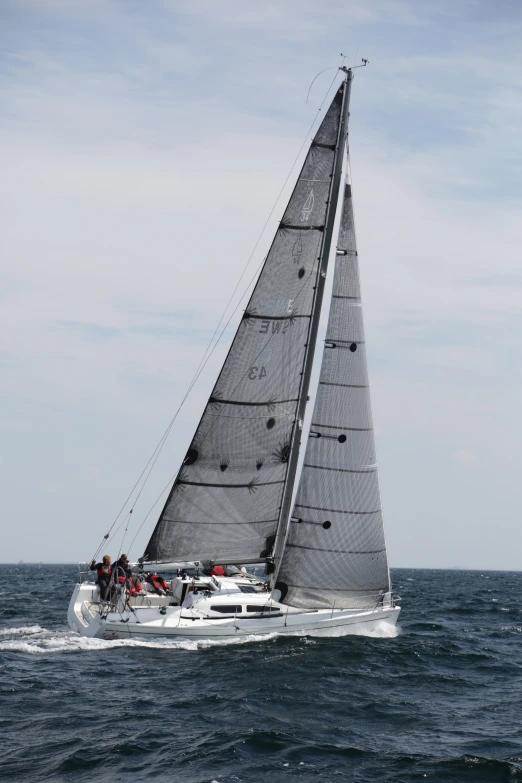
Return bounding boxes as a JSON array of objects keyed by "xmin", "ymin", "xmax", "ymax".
[{"xmin": 68, "ymin": 66, "xmax": 400, "ymax": 639}]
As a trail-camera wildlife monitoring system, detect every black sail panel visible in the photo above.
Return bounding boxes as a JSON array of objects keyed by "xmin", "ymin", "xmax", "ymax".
[
  {"xmin": 143, "ymin": 86, "xmax": 345, "ymax": 564},
  {"xmin": 276, "ymin": 172, "xmax": 391, "ymax": 609}
]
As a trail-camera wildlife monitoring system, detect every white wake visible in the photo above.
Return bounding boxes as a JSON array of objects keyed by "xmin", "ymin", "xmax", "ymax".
[
  {"xmin": 295, "ymin": 621, "xmax": 401, "ymax": 639},
  {"xmin": 0, "ymin": 625, "xmax": 282, "ymax": 654},
  {"xmin": 0, "ymin": 620, "xmax": 400, "ymax": 654}
]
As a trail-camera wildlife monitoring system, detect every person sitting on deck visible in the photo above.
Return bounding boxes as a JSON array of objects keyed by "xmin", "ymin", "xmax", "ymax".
[
  {"xmin": 89, "ymin": 555, "xmax": 112, "ymax": 600},
  {"xmin": 145, "ymin": 572, "xmax": 169, "ymax": 595},
  {"xmin": 177, "ymin": 567, "xmax": 196, "ymax": 578},
  {"xmin": 127, "ymin": 577, "xmax": 143, "ymax": 597}
]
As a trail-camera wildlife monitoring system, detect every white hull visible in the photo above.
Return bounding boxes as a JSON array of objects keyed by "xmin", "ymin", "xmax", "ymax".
[{"xmin": 68, "ymin": 582, "xmax": 400, "ymax": 641}]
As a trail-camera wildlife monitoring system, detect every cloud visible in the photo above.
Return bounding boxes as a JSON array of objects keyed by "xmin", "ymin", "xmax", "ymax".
[
  {"xmin": 54, "ymin": 321, "xmax": 122, "ymax": 340},
  {"xmin": 452, "ymin": 449, "xmax": 478, "ymax": 465},
  {"xmin": 1, "ymin": 0, "xmax": 522, "ymax": 567}
]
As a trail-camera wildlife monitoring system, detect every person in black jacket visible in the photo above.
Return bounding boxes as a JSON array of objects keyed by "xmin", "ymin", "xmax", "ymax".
[
  {"xmin": 89, "ymin": 555, "xmax": 112, "ymax": 599},
  {"xmin": 113, "ymin": 554, "xmax": 132, "ymax": 582}
]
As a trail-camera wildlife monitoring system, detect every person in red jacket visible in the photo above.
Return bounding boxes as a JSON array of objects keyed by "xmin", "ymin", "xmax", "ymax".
[
  {"xmin": 89, "ymin": 555, "xmax": 112, "ymax": 599},
  {"xmin": 128, "ymin": 579, "xmax": 143, "ymax": 597},
  {"xmin": 145, "ymin": 572, "xmax": 169, "ymax": 596},
  {"xmin": 209, "ymin": 565, "xmax": 225, "ymax": 577},
  {"xmin": 114, "ymin": 554, "xmax": 132, "ymax": 584}
]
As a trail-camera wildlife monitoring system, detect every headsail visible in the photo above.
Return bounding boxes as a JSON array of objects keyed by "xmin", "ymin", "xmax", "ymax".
[
  {"xmin": 275, "ymin": 160, "xmax": 391, "ymax": 610},
  {"xmin": 143, "ymin": 84, "xmax": 346, "ymax": 565}
]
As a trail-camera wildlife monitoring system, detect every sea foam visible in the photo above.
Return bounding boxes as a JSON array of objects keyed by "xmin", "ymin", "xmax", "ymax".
[
  {"xmin": 0, "ymin": 625, "xmax": 282, "ymax": 654},
  {"xmin": 0, "ymin": 621, "xmax": 399, "ymax": 654}
]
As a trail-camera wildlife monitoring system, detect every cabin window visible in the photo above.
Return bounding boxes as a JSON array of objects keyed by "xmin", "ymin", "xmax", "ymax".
[
  {"xmin": 246, "ymin": 605, "xmax": 278, "ymax": 613},
  {"xmin": 210, "ymin": 605, "xmax": 242, "ymax": 614}
]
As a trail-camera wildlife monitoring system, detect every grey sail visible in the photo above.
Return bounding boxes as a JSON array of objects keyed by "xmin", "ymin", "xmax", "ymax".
[
  {"xmin": 276, "ymin": 161, "xmax": 391, "ymax": 610},
  {"xmin": 143, "ymin": 85, "xmax": 346, "ymax": 565}
]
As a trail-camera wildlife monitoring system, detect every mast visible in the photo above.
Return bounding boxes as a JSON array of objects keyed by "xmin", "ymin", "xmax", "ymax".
[{"xmin": 270, "ymin": 68, "xmax": 353, "ymax": 584}]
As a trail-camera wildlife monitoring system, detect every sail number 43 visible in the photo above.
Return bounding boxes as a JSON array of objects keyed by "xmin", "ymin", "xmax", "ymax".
[{"xmin": 248, "ymin": 366, "xmax": 267, "ymax": 380}]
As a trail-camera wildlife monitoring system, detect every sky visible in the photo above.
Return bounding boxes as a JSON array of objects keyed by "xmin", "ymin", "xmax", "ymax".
[{"xmin": 1, "ymin": 0, "xmax": 522, "ymax": 569}]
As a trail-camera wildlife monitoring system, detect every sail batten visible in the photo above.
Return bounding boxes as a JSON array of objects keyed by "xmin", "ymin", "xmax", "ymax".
[
  {"xmin": 295, "ymin": 505, "xmax": 381, "ymax": 515},
  {"xmin": 209, "ymin": 398, "xmax": 299, "ymax": 407},
  {"xmin": 286, "ymin": 544, "xmax": 386, "ymax": 554},
  {"xmin": 143, "ymin": 84, "xmax": 347, "ymax": 565},
  {"xmin": 303, "ymin": 464, "xmax": 377, "ymax": 473}
]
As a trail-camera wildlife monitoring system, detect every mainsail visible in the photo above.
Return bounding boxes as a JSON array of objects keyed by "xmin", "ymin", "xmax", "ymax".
[
  {"xmin": 144, "ymin": 84, "xmax": 347, "ymax": 564},
  {"xmin": 275, "ymin": 161, "xmax": 391, "ymax": 610}
]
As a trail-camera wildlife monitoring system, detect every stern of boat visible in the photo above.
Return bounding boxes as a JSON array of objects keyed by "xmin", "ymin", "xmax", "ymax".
[{"xmin": 68, "ymin": 582, "xmax": 103, "ymax": 637}]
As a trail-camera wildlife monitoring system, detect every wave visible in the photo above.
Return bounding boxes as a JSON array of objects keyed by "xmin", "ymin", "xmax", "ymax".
[
  {"xmin": 0, "ymin": 625, "xmax": 283, "ymax": 654},
  {"xmin": 0, "ymin": 619, "xmax": 400, "ymax": 655},
  {"xmin": 0, "ymin": 624, "xmax": 45, "ymax": 636},
  {"xmin": 305, "ymin": 620, "xmax": 401, "ymax": 639}
]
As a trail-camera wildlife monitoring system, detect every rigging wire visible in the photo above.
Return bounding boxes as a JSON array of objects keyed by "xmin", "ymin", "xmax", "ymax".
[
  {"xmin": 306, "ymin": 66, "xmax": 338, "ymax": 103},
  {"xmin": 117, "ymin": 509, "xmax": 133, "ymax": 561},
  {"xmin": 126, "ymin": 476, "xmax": 174, "ymax": 555},
  {"xmin": 98, "ymin": 67, "xmax": 344, "ymax": 561}
]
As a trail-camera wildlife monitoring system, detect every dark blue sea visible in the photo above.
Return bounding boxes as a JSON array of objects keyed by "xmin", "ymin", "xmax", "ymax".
[{"xmin": 0, "ymin": 566, "xmax": 521, "ymax": 782}]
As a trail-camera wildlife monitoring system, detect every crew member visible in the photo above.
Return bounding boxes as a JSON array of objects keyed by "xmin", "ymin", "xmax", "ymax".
[
  {"xmin": 114, "ymin": 553, "xmax": 132, "ymax": 584},
  {"xmin": 89, "ymin": 555, "xmax": 112, "ymax": 600},
  {"xmin": 145, "ymin": 571, "xmax": 169, "ymax": 595}
]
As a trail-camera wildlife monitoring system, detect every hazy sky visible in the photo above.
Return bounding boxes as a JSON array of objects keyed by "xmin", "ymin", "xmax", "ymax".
[{"xmin": 2, "ymin": 0, "xmax": 522, "ymax": 568}]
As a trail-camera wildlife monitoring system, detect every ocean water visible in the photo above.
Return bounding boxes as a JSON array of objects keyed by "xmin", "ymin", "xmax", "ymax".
[{"xmin": 0, "ymin": 566, "xmax": 521, "ymax": 782}]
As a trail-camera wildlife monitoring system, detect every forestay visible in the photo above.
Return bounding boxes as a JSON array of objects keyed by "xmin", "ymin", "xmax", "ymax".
[
  {"xmin": 276, "ymin": 161, "xmax": 391, "ymax": 610},
  {"xmin": 144, "ymin": 87, "xmax": 345, "ymax": 565}
]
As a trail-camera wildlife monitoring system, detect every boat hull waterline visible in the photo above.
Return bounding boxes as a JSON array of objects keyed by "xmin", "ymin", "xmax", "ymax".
[{"xmin": 68, "ymin": 584, "xmax": 400, "ymax": 640}]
